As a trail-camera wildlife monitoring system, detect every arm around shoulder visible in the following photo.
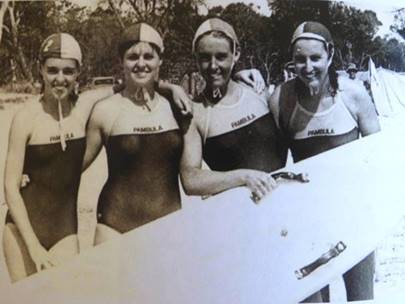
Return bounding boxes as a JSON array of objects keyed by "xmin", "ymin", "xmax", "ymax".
[
  {"xmin": 75, "ymin": 87, "xmax": 114, "ymax": 122},
  {"xmin": 157, "ymin": 80, "xmax": 193, "ymax": 116}
]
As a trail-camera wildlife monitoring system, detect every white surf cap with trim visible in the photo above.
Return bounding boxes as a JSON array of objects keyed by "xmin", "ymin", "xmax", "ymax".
[
  {"xmin": 192, "ymin": 18, "xmax": 239, "ymax": 53},
  {"xmin": 119, "ymin": 23, "xmax": 164, "ymax": 55},
  {"xmin": 291, "ymin": 21, "xmax": 333, "ymax": 47},
  {"xmin": 39, "ymin": 33, "xmax": 82, "ymax": 66}
]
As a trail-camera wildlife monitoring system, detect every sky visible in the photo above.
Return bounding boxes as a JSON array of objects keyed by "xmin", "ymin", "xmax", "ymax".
[{"xmin": 345, "ymin": 0, "xmax": 404, "ymax": 38}]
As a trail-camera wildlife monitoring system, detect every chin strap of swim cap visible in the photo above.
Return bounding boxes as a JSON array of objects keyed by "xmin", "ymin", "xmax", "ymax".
[
  {"xmin": 57, "ymin": 96, "xmax": 67, "ymax": 151},
  {"xmin": 133, "ymin": 87, "xmax": 152, "ymax": 111},
  {"xmin": 212, "ymin": 87, "xmax": 222, "ymax": 99},
  {"xmin": 142, "ymin": 87, "xmax": 152, "ymax": 111}
]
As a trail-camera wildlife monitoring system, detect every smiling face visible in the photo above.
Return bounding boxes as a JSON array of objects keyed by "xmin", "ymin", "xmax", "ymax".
[
  {"xmin": 292, "ymin": 39, "xmax": 332, "ymax": 94},
  {"xmin": 122, "ymin": 41, "xmax": 162, "ymax": 89},
  {"xmin": 195, "ymin": 33, "xmax": 239, "ymax": 91},
  {"xmin": 41, "ymin": 58, "xmax": 79, "ymax": 100}
]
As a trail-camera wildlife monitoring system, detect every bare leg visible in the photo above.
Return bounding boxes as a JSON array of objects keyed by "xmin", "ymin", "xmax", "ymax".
[
  {"xmin": 2, "ymin": 223, "xmax": 36, "ymax": 282},
  {"xmin": 3, "ymin": 223, "xmax": 79, "ymax": 282}
]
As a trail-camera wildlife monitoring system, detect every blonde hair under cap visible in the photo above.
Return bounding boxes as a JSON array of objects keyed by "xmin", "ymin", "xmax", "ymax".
[
  {"xmin": 192, "ymin": 18, "xmax": 239, "ymax": 53},
  {"xmin": 118, "ymin": 23, "xmax": 164, "ymax": 58}
]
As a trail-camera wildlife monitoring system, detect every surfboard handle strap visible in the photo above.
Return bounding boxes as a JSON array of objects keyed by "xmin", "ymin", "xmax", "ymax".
[
  {"xmin": 295, "ymin": 241, "xmax": 347, "ymax": 280},
  {"xmin": 271, "ymin": 172, "xmax": 309, "ymax": 183},
  {"xmin": 250, "ymin": 172, "xmax": 310, "ymax": 203},
  {"xmin": 201, "ymin": 171, "xmax": 309, "ymax": 201}
]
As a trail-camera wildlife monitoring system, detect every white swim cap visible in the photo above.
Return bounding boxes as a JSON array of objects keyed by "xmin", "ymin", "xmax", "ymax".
[{"xmin": 192, "ymin": 18, "xmax": 239, "ymax": 53}]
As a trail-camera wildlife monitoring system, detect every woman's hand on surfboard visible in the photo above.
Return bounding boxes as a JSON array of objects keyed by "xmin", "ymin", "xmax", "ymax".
[
  {"xmin": 234, "ymin": 69, "xmax": 266, "ymax": 95},
  {"xmin": 28, "ymin": 242, "xmax": 55, "ymax": 271},
  {"xmin": 242, "ymin": 170, "xmax": 278, "ymax": 204}
]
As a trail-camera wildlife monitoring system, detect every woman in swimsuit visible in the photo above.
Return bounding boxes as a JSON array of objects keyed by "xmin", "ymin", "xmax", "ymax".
[
  {"xmin": 269, "ymin": 21, "xmax": 380, "ymax": 302},
  {"xmin": 2, "ymin": 30, "xmax": 190, "ymax": 282},
  {"xmin": 83, "ymin": 23, "xmax": 187, "ymax": 244},
  {"xmin": 180, "ymin": 18, "xmax": 286, "ymax": 202},
  {"xmin": 2, "ymin": 33, "xmax": 93, "ymax": 282}
]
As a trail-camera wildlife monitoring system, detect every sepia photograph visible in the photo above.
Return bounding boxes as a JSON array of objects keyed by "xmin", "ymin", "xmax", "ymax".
[{"xmin": 0, "ymin": 0, "xmax": 405, "ymax": 303}]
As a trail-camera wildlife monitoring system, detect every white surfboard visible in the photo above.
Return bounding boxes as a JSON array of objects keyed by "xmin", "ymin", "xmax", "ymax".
[{"xmin": 2, "ymin": 116, "xmax": 405, "ymax": 304}]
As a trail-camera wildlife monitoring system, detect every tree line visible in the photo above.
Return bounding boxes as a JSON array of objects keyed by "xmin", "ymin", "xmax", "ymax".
[{"xmin": 0, "ymin": 0, "xmax": 404, "ymax": 88}]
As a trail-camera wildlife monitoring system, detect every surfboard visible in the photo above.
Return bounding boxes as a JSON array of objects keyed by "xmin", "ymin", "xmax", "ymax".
[{"xmin": 2, "ymin": 116, "xmax": 405, "ymax": 304}]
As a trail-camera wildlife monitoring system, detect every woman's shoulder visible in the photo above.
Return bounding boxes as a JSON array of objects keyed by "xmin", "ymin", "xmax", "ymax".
[
  {"xmin": 337, "ymin": 75, "xmax": 371, "ymax": 111},
  {"xmin": 78, "ymin": 86, "xmax": 113, "ymax": 102},
  {"xmin": 271, "ymin": 79, "xmax": 296, "ymax": 102},
  {"xmin": 88, "ymin": 93, "xmax": 123, "ymax": 127},
  {"xmin": 75, "ymin": 86, "xmax": 114, "ymax": 119},
  {"xmin": 191, "ymin": 94, "xmax": 208, "ymax": 112},
  {"xmin": 338, "ymin": 76, "xmax": 370, "ymax": 103},
  {"xmin": 9, "ymin": 99, "xmax": 42, "ymax": 139},
  {"xmin": 269, "ymin": 79, "xmax": 296, "ymax": 108},
  {"xmin": 279, "ymin": 78, "xmax": 296, "ymax": 90},
  {"xmin": 91, "ymin": 93, "xmax": 122, "ymax": 112},
  {"xmin": 155, "ymin": 92, "xmax": 172, "ymax": 109},
  {"xmin": 235, "ymin": 82, "xmax": 269, "ymax": 103},
  {"xmin": 181, "ymin": 94, "xmax": 208, "ymax": 133},
  {"xmin": 338, "ymin": 76, "xmax": 367, "ymax": 97}
]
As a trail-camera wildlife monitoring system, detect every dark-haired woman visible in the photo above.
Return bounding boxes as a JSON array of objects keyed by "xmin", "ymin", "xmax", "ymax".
[
  {"xmin": 269, "ymin": 21, "xmax": 380, "ymax": 302},
  {"xmin": 270, "ymin": 21, "xmax": 380, "ymax": 162},
  {"xmin": 82, "ymin": 23, "xmax": 188, "ymax": 244}
]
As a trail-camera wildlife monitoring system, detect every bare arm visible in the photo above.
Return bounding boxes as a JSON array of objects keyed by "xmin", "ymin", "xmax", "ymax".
[
  {"xmin": 157, "ymin": 80, "xmax": 193, "ymax": 116},
  {"xmin": 180, "ymin": 118, "xmax": 275, "ymax": 202},
  {"xmin": 75, "ymin": 86, "xmax": 114, "ymax": 123},
  {"xmin": 4, "ymin": 111, "xmax": 53, "ymax": 270},
  {"xmin": 233, "ymin": 69, "xmax": 266, "ymax": 94},
  {"xmin": 81, "ymin": 105, "xmax": 106, "ymax": 172},
  {"xmin": 341, "ymin": 78, "xmax": 380, "ymax": 136},
  {"xmin": 354, "ymin": 85, "xmax": 380, "ymax": 136}
]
